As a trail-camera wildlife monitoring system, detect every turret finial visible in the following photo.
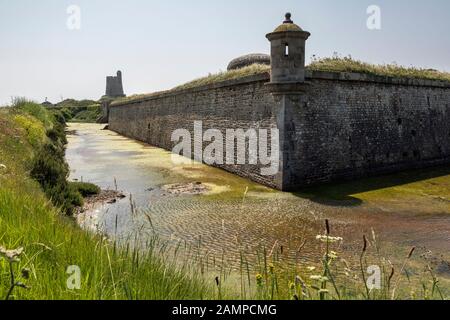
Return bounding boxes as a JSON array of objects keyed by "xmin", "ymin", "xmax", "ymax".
[{"xmin": 284, "ymin": 12, "xmax": 293, "ymax": 24}]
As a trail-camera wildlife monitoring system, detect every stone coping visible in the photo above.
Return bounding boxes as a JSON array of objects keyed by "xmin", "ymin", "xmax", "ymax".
[
  {"xmin": 111, "ymin": 70, "xmax": 450, "ymax": 107},
  {"xmin": 308, "ymin": 70, "xmax": 450, "ymax": 88}
]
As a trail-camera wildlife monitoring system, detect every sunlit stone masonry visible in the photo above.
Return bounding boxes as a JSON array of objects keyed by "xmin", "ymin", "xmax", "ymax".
[{"xmin": 106, "ymin": 13, "xmax": 450, "ymax": 191}]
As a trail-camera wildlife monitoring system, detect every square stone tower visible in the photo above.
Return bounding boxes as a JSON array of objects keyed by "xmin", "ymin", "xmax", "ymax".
[{"xmin": 105, "ymin": 70, "xmax": 126, "ymax": 98}]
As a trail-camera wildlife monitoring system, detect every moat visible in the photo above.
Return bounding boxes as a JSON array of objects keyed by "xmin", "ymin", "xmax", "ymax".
[{"xmin": 66, "ymin": 123, "xmax": 450, "ymax": 284}]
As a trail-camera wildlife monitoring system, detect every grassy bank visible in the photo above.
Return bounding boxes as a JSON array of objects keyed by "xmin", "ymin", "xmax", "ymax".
[{"xmin": 0, "ymin": 101, "xmax": 211, "ymax": 299}]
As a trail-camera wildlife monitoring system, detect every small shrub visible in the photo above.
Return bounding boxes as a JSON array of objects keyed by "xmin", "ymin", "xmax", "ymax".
[
  {"xmin": 69, "ymin": 181, "xmax": 100, "ymax": 197},
  {"xmin": 30, "ymin": 143, "xmax": 67, "ymax": 186},
  {"xmin": 46, "ymin": 127, "xmax": 67, "ymax": 146},
  {"xmin": 50, "ymin": 109, "xmax": 67, "ymax": 125},
  {"xmin": 70, "ymin": 104, "xmax": 102, "ymax": 123},
  {"xmin": 46, "ymin": 113, "xmax": 67, "ymax": 146},
  {"xmin": 60, "ymin": 108, "xmax": 74, "ymax": 121},
  {"xmin": 46, "ymin": 180, "xmax": 84, "ymax": 213},
  {"xmin": 30, "ymin": 144, "xmax": 83, "ymax": 215}
]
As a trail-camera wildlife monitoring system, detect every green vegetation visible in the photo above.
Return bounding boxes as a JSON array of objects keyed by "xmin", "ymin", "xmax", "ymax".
[
  {"xmin": 309, "ymin": 55, "xmax": 450, "ymax": 82},
  {"xmin": 50, "ymin": 99, "xmax": 102, "ymax": 123},
  {"xmin": 11, "ymin": 100, "xmax": 81, "ymax": 216},
  {"xmin": 0, "ymin": 101, "xmax": 211, "ymax": 299},
  {"xmin": 173, "ymin": 63, "xmax": 270, "ymax": 91},
  {"xmin": 30, "ymin": 140, "xmax": 84, "ymax": 214},
  {"xmin": 114, "ymin": 56, "xmax": 450, "ymax": 105},
  {"xmin": 69, "ymin": 181, "xmax": 100, "ymax": 197},
  {"xmin": 13, "ymin": 114, "xmax": 46, "ymax": 148},
  {"xmin": 69, "ymin": 105, "xmax": 102, "ymax": 123}
]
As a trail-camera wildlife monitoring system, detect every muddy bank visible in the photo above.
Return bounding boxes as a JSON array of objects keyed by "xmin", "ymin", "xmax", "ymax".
[
  {"xmin": 76, "ymin": 189, "xmax": 126, "ymax": 213},
  {"xmin": 75, "ymin": 189, "xmax": 126, "ymax": 232}
]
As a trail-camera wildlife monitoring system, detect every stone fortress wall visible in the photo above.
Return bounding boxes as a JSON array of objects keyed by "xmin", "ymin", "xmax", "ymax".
[
  {"xmin": 108, "ymin": 14, "xmax": 450, "ymax": 191},
  {"xmin": 109, "ymin": 74, "xmax": 282, "ymax": 189}
]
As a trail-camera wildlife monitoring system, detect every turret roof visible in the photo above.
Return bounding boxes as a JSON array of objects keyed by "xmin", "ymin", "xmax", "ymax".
[{"xmin": 272, "ymin": 13, "xmax": 304, "ymax": 32}]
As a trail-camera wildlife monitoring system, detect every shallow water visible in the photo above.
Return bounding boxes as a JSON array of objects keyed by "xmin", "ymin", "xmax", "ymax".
[{"xmin": 66, "ymin": 123, "xmax": 450, "ymax": 278}]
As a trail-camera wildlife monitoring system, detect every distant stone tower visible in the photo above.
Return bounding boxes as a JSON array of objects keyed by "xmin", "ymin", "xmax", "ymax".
[
  {"xmin": 266, "ymin": 13, "xmax": 311, "ymax": 85},
  {"xmin": 105, "ymin": 71, "xmax": 126, "ymax": 98}
]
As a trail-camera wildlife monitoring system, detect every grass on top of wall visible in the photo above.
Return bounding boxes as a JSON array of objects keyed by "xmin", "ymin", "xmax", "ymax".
[
  {"xmin": 113, "ymin": 63, "xmax": 270, "ymax": 104},
  {"xmin": 308, "ymin": 55, "xmax": 450, "ymax": 82},
  {"xmin": 113, "ymin": 56, "xmax": 450, "ymax": 105},
  {"xmin": 172, "ymin": 63, "xmax": 270, "ymax": 90}
]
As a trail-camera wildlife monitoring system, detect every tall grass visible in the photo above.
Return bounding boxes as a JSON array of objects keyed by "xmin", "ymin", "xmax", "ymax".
[
  {"xmin": 0, "ymin": 188, "xmax": 212, "ymax": 299},
  {"xmin": 227, "ymin": 220, "xmax": 448, "ymax": 300}
]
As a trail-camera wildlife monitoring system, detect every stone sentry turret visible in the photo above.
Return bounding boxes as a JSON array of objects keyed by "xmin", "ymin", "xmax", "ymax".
[
  {"xmin": 266, "ymin": 13, "xmax": 311, "ymax": 190},
  {"xmin": 266, "ymin": 13, "xmax": 311, "ymax": 92},
  {"xmin": 105, "ymin": 70, "xmax": 126, "ymax": 98}
]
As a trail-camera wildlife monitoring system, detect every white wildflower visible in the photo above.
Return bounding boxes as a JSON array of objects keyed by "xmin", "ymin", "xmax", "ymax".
[
  {"xmin": 328, "ymin": 251, "xmax": 338, "ymax": 259},
  {"xmin": 310, "ymin": 275, "xmax": 329, "ymax": 282},
  {"xmin": 0, "ymin": 246, "xmax": 24, "ymax": 263},
  {"xmin": 316, "ymin": 235, "xmax": 343, "ymax": 243}
]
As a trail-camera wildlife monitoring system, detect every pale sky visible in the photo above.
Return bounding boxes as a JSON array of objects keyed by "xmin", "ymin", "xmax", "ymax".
[{"xmin": 1, "ymin": 0, "xmax": 449, "ymax": 105}]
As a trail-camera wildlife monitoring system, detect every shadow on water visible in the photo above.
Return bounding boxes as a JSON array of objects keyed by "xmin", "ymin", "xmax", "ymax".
[{"xmin": 293, "ymin": 165, "xmax": 450, "ymax": 207}]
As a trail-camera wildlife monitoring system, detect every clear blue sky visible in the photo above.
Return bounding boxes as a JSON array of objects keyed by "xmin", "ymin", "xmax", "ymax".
[{"xmin": 1, "ymin": 0, "xmax": 449, "ymax": 105}]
